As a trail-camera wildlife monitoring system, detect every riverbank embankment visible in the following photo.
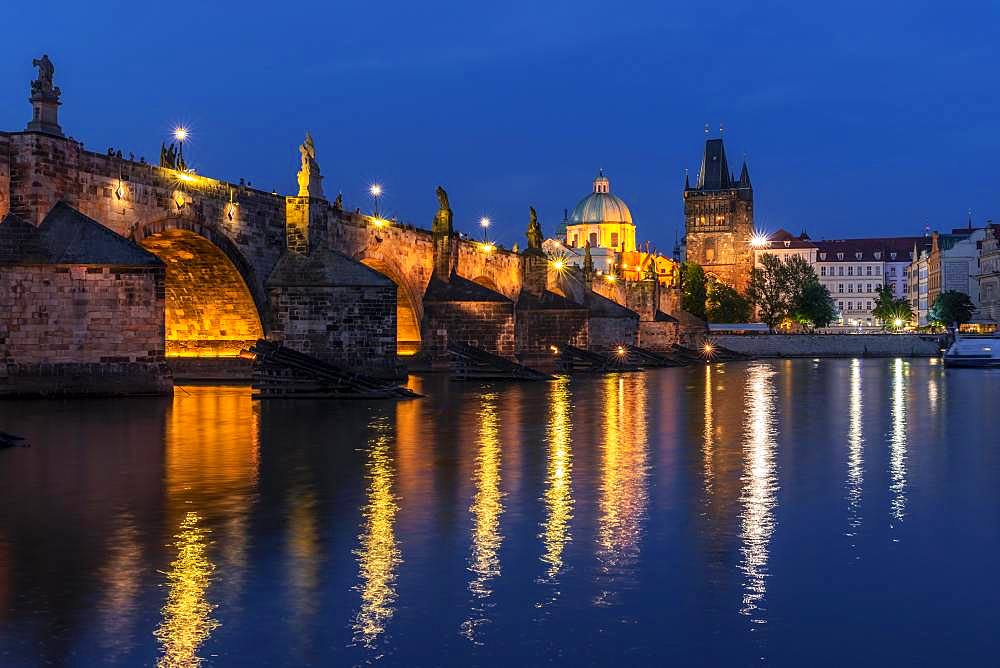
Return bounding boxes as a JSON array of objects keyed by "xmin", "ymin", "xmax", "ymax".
[{"xmin": 714, "ymin": 334, "xmax": 943, "ymax": 358}]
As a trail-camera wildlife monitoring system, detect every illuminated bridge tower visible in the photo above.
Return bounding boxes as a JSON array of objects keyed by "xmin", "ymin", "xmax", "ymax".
[{"xmin": 682, "ymin": 135, "xmax": 753, "ymax": 293}]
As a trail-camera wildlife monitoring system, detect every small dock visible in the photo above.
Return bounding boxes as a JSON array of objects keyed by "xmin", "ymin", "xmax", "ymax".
[
  {"xmin": 247, "ymin": 340, "xmax": 420, "ymax": 399},
  {"xmin": 448, "ymin": 342, "xmax": 554, "ymax": 381},
  {"xmin": 555, "ymin": 344, "xmax": 641, "ymax": 373}
]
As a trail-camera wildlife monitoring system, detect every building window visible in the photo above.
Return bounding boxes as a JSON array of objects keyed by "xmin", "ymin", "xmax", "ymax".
[
  {"xmin": 856, "ymin": 252, "xmax": 863, "ymax": 260},
  {"xmin": 571, "ymin": 235, "xmax": 578, "ymax": 247},
  {"xmin": 821, "ymin": 267, "xmax": 826, "ymax": 276},
  {"xmin": 589, "ymin": 232, "xmax": 598, "ymax": 247},
  {"xmin": 837, "ymin": 252, "xmax": 844, "ymax": 260},
  {"xmin": 890, "ymin": 252, "xmax": 897, "ymax": 260},
  {"xmin": 848, "ymin": 284, "xmax": 854, "ymax": 293},
  {"xmin": 866, "ymin": 284, "xmax": 872, "ymax": 293},
  {"xmin": 820, "ymin": 253, "xmax": 827, "ymax": 260},
  {"xmin": 838, "ymin": 301, "xmax": 844, "ymax": 311},
  {"xmin": 838, "ymin": 284, "xmax": 844, "ymax": 293},
  {"xmin": 848, "ymin": 301, "xmax": 853, "ymax": 310},
  {"xmin": 610, "ymin": 232, "xmax": 619, "ymax": 248},
  {"xmin": 874, "ymin": 251, "xmax": 882, "ymax": 259},
  {"xmin": 867, "ymin": 266, "xmax": 873, "ymax": 276},
  {"xmin": 890, "ymin": 267, "xmax": 896, "ymax": 276},
  {"xmin": 866, "ymin": 301, "xmax": 872, "ymax": 310},
  {"xmin": 838, "ymin": 267, "xmax": 844, "ymax": 276},
  {"xmin": 848, "ymin": 266, "xmax": 854, "ymax": 276}
]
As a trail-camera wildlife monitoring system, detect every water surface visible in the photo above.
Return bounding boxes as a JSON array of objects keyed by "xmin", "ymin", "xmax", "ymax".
[{"xmin": 1, "ymin": 359, "xmax": 998, "ymax": 666}]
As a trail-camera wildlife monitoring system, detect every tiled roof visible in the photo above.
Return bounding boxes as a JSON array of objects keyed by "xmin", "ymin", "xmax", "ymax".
[
  {"xmin": 1, "ymin": 203, "xmax": 161, "ymax": 266},
  {"xmin": 423, "ymin": 274, "xmax": 510, "ymax": 302},
  {"xmin": 766, "ymin": 229, "xmax": 817, "ymax": 249},
  {"xmin": 813, "ymin": 236, "xmax": 924, "ymax": 262}
]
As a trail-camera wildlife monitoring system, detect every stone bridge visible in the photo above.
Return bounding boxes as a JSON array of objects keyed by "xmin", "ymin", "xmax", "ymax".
[
  {"xmin": 0, "ymin": 129, "xmax": 524, "ymax": 362},
  {"xmin": 1, "ymin": 58, "xmax": 697, "ymax": 393}
]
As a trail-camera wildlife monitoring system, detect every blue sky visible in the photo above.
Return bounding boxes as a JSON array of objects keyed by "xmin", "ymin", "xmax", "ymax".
[{"xmin": 2, "ymin": 0, "xmax": 997, "ymax": 251}]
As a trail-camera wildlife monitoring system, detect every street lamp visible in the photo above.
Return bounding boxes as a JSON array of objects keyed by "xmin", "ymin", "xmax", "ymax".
[{"xmin": 369, "ymin": 183, "xmax": 383, "ymax": 218}]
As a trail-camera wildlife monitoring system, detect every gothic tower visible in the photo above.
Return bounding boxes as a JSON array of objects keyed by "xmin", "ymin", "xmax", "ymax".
[{"xmin": 682, "ymin": 135, "xmax": 753, "ymax": 293}]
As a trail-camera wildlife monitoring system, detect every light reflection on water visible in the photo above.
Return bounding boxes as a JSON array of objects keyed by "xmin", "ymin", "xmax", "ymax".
[
  {"xmin": 739, "ymin": 364, "xmax": 778, "ymax": 622},
  {"xmin": 537, "ymin": 378, "xmax": 574, "ymax": 610},
  {"xmin": 890, "ymin": 359, "xmax": 909, "ymax": 530},
  {"xmin": 462, "ymin": 391, "xmax": 504, "ymax": 643},
  {"xmin": 2, "ymin": 360, "xmax": 998, "ymax": 665},
  {"xmin": 846, "ymin": 359, "xmax": 864, "ymax": 541},
  {"xmin": 154, "ymin": 512, "xmax": 219, "ymax": 668},
  {"xmin": 353, "ymin": 415, "xmax": 401, "ymax": 648},
  {"xmin": 594, "ymin": 374, "xmax": 649, "ymax": 607}
]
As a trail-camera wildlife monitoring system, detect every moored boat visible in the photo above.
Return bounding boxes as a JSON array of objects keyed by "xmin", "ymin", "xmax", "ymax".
[{"xmin": 943, "ymin": 335, "xmax": 1000, "ymax": 368}]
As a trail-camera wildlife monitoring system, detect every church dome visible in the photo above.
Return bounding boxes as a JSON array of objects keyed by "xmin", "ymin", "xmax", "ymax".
[{"xmin": 569, "ymin": 171, "xmax": 633, "ymax": 226}]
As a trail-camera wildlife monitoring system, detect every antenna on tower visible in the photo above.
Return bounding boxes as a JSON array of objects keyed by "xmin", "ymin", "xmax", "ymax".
[
  {"xmin": 704, "ymin": 123, "xmax": 710, "ymax": 135},
  {"xmin": 719, "ymin": 122, "xmax": 725, "ymax": 136}
]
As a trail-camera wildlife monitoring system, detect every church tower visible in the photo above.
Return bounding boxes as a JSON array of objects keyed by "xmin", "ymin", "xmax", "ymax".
[{"xmin": 682, "ymin": 135, "xmax": 753, "ymax": 292}]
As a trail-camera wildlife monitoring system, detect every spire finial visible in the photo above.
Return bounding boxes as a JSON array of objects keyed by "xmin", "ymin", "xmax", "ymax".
[
  {"xmin": 719, "ymin": 122, "xmax": 725, "ymax": 136},
  {"xmin": 704, "ymin": 123, "xmax": 709, "ymax": 135}
]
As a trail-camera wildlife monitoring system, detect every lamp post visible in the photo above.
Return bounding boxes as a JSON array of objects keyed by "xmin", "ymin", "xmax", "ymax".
[
  {"xmin": 172, "ymin": 126, "xmax": 189, "ymax": 168},
  {"xmin": 480, "ymin": 216, "xmax": 490, "ymax": 242},
  {"xmin": 369, "ymin": 183, "xmax": 383, "ymax": 218}
]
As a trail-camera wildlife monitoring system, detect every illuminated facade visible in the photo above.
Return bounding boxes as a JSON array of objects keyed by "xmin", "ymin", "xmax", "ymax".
[{"xmin": 683, "ymin": 136, "xmax": 754, "ymax": 292}]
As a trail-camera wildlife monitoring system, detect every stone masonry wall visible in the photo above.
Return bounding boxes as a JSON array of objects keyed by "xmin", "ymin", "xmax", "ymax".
[
  {"xmin": 267, "ymin": 285, "xmax": 397, "ymax": 377},
  {"xmin": 0, "ymin": 133, "xmax": 10, "ymax": 218},
  {"xmin": 588, "ymin": 316, "xmax": 638, "ymax": 351},
  {"xmin": 0, "ymin": 264, "xmax": 170, "ymax": 396},
  {"xmin": 713, "ymin": 334, "xmax": 942, "ymax": 358},
  {"xmin": 421, "ymin": 301, "xmax": 516, "ymax": 360},
  {"xmin": 638, "ymin": 321, "xmax": 681, "ymax": 350},
  {"xmin": 516, "ymin": 309, "xmax": 589, "ymax": 359}
]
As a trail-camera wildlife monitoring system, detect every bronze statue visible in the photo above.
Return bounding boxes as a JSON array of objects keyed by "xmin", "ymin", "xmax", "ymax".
[
  {"xmin": 31, "ymin": 55, "xmax": 59, "ymax": 99},
  {"xmin": 526, "ymin": 206, "xmax": 543, "ymax": 251},
  {"xmin": 432, "ymin": 186, "xmax": 453, "ymax": 236},
  {"xmin": 334, "ymin": 192, "xmax": 343, "ymax": 209},
  {"xmin": 645, "ymin": 255, "xmax": 658, "ymax": 280},
  {"xmin": 583, "ymin": 240, "xmax": 594, "ymax": 275}
]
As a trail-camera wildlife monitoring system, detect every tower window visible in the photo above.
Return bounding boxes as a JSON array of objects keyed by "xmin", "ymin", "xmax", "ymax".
[{"xmin": 589, "ymin": 232, "xmax": 598, "ymax": 247}]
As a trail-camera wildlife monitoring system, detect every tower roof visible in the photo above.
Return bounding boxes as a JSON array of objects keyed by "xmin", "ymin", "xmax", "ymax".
[
  {"xmin": 568, "ymin": 171, "xmax": 633, "ymax": 226},
  {"xmin": 695, "ymin": 138, "xmax": 731, "ymax": 191}
]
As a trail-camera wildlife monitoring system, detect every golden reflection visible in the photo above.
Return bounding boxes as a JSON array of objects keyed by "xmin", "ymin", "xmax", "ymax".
[
  {"xmin": 595, "ymin": 374, "xmax": 649, "ymax": 606},
  {"xmin": 846, "ymin": 359, "xmax": 864, "ymax": 540},
  {"xmin": 739, "ymin": 364, "xmax": 778, "ymax": 621},
  {"xmin": 155, "ymin": 512, "xmax": 219, "ymax": 668},
  {"xmin": 287, "ymin": 489, "xmax": 319, "ymax": 633},
  {"xmin": 462, "ymin": 391, "xmax": 504, "ymax": 643},
  {"xmin": 540, "ymin": 378, "xmax": 573, "ymax": 585},
  {"xmin": 703, "ymin": 364, "xmax": 715, "ymax": 495},
  {"xmin": 890, "ymin": 359, "xmax": 908, "ymax": 527},
  {"xmin": 353, "ymin": 416, "xmax": 401, "ymax": 647}
]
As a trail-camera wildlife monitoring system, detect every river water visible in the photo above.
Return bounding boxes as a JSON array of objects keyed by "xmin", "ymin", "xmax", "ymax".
[{"xmin": 1, "ymin": 359, "xmax": 998, "ymax": 666}]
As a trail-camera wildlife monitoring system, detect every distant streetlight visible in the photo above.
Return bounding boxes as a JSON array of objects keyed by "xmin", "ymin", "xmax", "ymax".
[
  {"xmin": 750, "ymin": 230, "xmax": 770, "ymax": 249},
  {"xmin": 172, "ymin": 126, "xmax": 189, "ymax": 142}
]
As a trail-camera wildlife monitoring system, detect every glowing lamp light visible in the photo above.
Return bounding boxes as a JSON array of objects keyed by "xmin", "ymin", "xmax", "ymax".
[
  {"xmin": 703, "ymin": 343, "xmax": 715, "ymax": 356},
  {"xmin": 480, "ymin": 217, "xmax": 491, "ymax": 229},
  {"xmin": 369, "ymin": 183, "xmax": 383, "ymax": 198},
  {"xmin": 550, "ymin": 345, "xmax": 560, "ymax": 355},
  {"xmin": 750, "ymin": 230, "xmax": 770, "ymax": 249},
  {"xmin": 615, "ymin": 345, "xmax": 626, "ymax": 357},
  {"xmin": 479, "ymin": 242, "xmax": 495, "ymax": 253},
  {"xmin": 551, "ymin": 259, "xmax": 565, "ymax": 271},
  {"xmin": 604, "ymin": 274, "xmax": 617, "ymax": 283},
  {"xmin": 372, "ymin": 217, "xmax": 388, "ymax": 228},
  {"xmin": 173, "ymin": 126, "xmax": 189, "ymax": 142},
  {"xmin": 893, "ymin": 318, "xmax": 904, "ymax": 328}
]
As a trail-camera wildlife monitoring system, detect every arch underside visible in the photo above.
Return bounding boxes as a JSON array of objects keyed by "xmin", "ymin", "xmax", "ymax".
[
  {"xmin": 139, "ymin": 229, "xmax": 264, "ymax": 357},
  {"xmin": 360, "ymin": 258, "xmax": 421, "ymax": 356}
]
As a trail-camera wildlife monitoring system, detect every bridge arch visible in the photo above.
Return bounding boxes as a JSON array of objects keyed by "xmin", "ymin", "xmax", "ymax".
[
  {"xmin": 357, "ymin": 255, "xmax": 423, "ymax": 356},
  {"xmin": 471, "ymin": 275, "xmax": 501, "ymax": 293},
  {"xmin": 132, "ymin": 220, "xmax": 266, "ymax": 357}
]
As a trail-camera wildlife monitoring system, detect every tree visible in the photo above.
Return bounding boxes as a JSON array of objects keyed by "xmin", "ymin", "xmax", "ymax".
[
  {"xmin": 706, "ymin": 280, "xmax": 753, "ymax": 323},
  {"xmin": 792, "ymin": 279, "xmax": 837, "ymax": 328},
  {"xmin": 747, "ymin": 254, "xmax": 792, "ymax": 329},
  {"xmin": 872, "ymin": 285, "xmax": 914, "ymax": 329},
  {"xmin": 680, "ymin": 262, "xmax": 707, "ymax": 320},
  {"xmin": 929, "ymin": 290, "xmax": 975, "ymax": 327}
]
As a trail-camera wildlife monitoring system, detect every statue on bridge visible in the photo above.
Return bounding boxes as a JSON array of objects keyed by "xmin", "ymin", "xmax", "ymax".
[
  {"xmin": 525, "ymin": 206, "xmax": 543, "ymax": 253},
  {"xmin": 432, "ymin": 186, "xmax": 453, "ymax": 236},
  {"xmin": 30, "ymin": 55, "xmax": 60, "ymax": 100},
  {"xmin": 583, "ymin": 240, "xmax": 594, "ymax": 275},
  {"xmin": 159, "ymin": 142, "xmax": 178, "ymax": 169},
  {"xmin": 297, "ymin": 133, "xmax": 325, "ymax": 199}
]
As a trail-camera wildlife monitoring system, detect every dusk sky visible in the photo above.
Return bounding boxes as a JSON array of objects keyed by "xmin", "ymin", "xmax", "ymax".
[{"xmin": 3, "ymin": 0, "xmax": 998, "ymax": 251}]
